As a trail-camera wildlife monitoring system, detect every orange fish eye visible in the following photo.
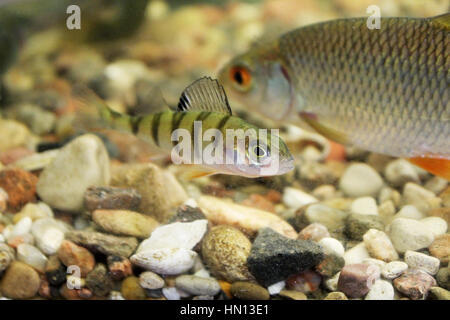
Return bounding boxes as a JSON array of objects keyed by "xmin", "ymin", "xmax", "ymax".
[{"xmin": 229, "ymin": 66, "xmax": 252, "ymax": 88}]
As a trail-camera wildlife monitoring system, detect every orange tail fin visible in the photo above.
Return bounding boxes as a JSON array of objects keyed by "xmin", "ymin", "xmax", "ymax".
[{"xmin": 408, "ymin": 157, "xmax": 450, "ymax": 180}]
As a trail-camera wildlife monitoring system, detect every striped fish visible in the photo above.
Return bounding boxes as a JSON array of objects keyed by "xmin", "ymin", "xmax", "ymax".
[{"xmin": 80, "ymin": 77, "xmax": 294, "ymax": 178}]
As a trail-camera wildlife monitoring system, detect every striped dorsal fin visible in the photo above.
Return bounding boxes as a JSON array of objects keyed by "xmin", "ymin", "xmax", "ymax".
[{"xmin": 177, "ymin": 77, "xmax": 232, "ymax": 115}]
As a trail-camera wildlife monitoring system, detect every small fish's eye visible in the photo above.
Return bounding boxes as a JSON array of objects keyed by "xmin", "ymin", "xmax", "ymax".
[
  {"xmin": 229, "ymin": 66, "xmax": 252, "ymax": 88},
  {"xmin": 253, "ymin": 145, "xmax": 266, "ymax": 158}
]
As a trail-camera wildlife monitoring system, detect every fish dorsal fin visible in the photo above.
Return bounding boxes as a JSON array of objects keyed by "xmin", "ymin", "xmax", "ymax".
[
  {"xmin": 431, "ymin": 12, "xmax": 449, "ymax": 29},
  {"xmin": 132, "ymin": 85, "xmax": 171, "ymax": 116},
  {"xmin": 177, "ymin": 77, "xmax": 232, "ymax": 115}
]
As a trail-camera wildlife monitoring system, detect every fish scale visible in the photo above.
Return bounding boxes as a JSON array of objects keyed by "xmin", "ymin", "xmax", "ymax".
[{"xmin": 277, "ymin": 16, "xmax": 449, "ymax": 158}]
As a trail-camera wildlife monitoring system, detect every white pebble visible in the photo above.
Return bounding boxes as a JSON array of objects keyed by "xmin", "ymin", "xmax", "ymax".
[
  {"xmin": 339, "ymin": 163, "xmax": 384, "ymax": 197},
  {"xmin": 393, "ymin": 205, "xmax": 425, "ymax": 221},
  {"xmin": 38, "ymin": 228, "xmax": 65, "ymax": 255},
  {"xmin": 344, "ymin": 242, "xmax": 370, "ymax": 265},
  {"xmin": 16, "ymin": 243, "xmax": 48, "ymax": 273},
  {"xmin": 381, "ymin": 261, "xmax": 408, "ymax": 280},
  {"xmin": 420, "ymin": 217, "xmax": 447, "ymax": 237},
  {"xmin": 131, "ymin": 248, "xmax": 197, "ymax": 275},
  {"xmin": 362, "ymin": 258, "xmax": 386, "ymax": 272},
  {"xmin": 163, "ymin": 287, "xmax": 181, "ymax": 300},
  {"xmin": 324, "ymin": 272, "xmax": 340, "ymax": 291},
  {"xmin": 404, "ymin": 250, "xmax": 440, "ymax": 275},
  {"xmin": 267, "ymin": 281, "xmax": 285, "ymax": 295},
  {"xmin": 108, "ymin": 291, "xmax": 125, "ymax": 300},
  {"xmin": 365, "ymin": 280, "xmax": 394, "ymax": 300},
  {"xmin": 351, "ymin": 197, "xmax": 379, "ymax": 215},
  {"xmin": 388, "ymin": 218, "xmax": 434, "ymax": 253},
  {"xmin": 183, "ymin": 198, "xmax": 198, "ymax": 208},
  {"xmin": 384, "ymin": 159, "xmax": 419, "ymax": 187},
  {"xmin": 8, "ymin": 217, "xmax": 32, "ymax": 239},
  {"xmin": 403, "ymin": 183, "xmax": 440, "ymax": 213},
  {"xmin": 139, "ymin": 271, "xmax": 165, "ymax": 290},
  {"xmin": 0, "ymin": 234, "xmax": 4, "ymax": 243},
  {"xmin": 194, "ymin": 269, "xmax": 211, "ymax": 279},
  {"xmin": 318, "ymin": 237, "xmax": 345, "ymax": 257},
  {"xmin": 282, "ymin": 187, "xmax": 318, "ymax": 210},
  {"xmin": 137, "ymin": 220, "xmax": 208, "ymax": 253},
  {"xmin": 424, "ymin": 177, "xmax": 448, "ymax": 194}
]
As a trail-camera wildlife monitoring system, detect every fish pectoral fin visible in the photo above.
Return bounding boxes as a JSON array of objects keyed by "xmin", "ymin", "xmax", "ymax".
[
  {"xmin": 180, "ymin": 165, "xmax": 216, "ymax": 180},
  {"xmin": 177, "ymin": 77, "xmax": 232, "ymax": 115},
  {"xmin": 299, "ymin": 112, "xmax": 350, "ymax": 145},
  {"xmin": 431, "ymin": 12, "xmax": 450, "ymax": 29},
  {"xmin": 408, "ymin": 157, "xmax": 450, "ymax": 180}
]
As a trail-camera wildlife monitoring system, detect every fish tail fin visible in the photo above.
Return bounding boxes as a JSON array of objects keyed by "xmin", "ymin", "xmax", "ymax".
[
  {"xmin": 408, "ymin": 157, "xmax": 450, "ymax": 180},
  {"xmin": 71, "ymin": 86, "xmax": 135, "ymax": 135}
]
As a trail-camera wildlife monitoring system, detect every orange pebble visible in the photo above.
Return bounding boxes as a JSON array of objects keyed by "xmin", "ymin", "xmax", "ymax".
[
  {"xmin": 326, "ymin": 140, "xmax": 346, "ymax": 162},
  {"xmin": 219, "ymin": 280, "xmax": 232, "ymax": 299}
]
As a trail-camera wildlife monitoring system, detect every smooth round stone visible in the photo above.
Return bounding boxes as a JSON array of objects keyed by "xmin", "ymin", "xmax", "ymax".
[
  {"xmin": 344, "ymin": 242, "xmax": 371, "ymax": 265},
  {"xmin": 267, "ymin": 281, "xmax": 285, "ymax": 295},
  {"xmin": 36, "ymin": 134, "xmax": 111, "ymax": 212},
  {"xmin": 230, "ymin": 281, "xmax": 270, "ymax": 300},
  {"xmin": 388, "ymin": 218, "xmax": 435, "ymax": 253},
  {"xmin": 403, "ymin": 183, "xmax": 440, "ymax": 213},
  {"xmin": 0, "ymin": 261, "xmax": 40, "ymax": 299},
  {"xmin": 175, "ymin": 275, "xmax": 221, "ymax": 296},
  {"xmin": 297, "ymin": 223, "xmax": 330, "ymax": 242},
  {"xmin": 420, "ymin": 217, "xmax": 448, "ymax": 237},
  {"xmin": 201, "ymin": 225, "xmax": 253, "ymax": 283},
  {"xmin": 139, "ymin": 271, "xmax": 165, "ymax": 290},
  {"xmin": 282, "ymin": 187, "xmax": 318, "ymax": 209},
  {"xmin": 324, "ymin": 291, "xmax": 348, "ymax": 300},
  {"xmin": 365, "ymin": 279, "xmax": 394, "ymax": 300},
  {"xmin": 8, "ymin": 217, "xmax": 32, "ymax": 240},
  {"xmin": 363, "ymin": 229, "xmax": 399, "ymax": 262},
  {"xmin": 429, "ymin": 234, "xmax": 450, "ymax": 264},
  {"xmin": 302, "ymin": 203, "xmax": 348, "ymax": 232},
  {"xmin": 324, "ymin": 272, "xmax": 340, "ymax": 291},
  {"xmin": 393, "ymin": 205, "xmax": 425, "ymax": 221},
  {"xmin": 162, "ymin": 287, "xmax": 181, "ymax": 300},
  {"xmin": 382, "ymin": 261, "xmax": 408, "ymax": 280},
  {"xmin": 92, "ymin": 209, "xmax": 159, "ymax": 239},
  {"xmin": 16, "ymin": 243, "xmax": 48, "ymax": 273},
  {"xmin": 362, "ymin": 258, "xmax": 386, "ymax": 272},
  {"xmin": 31, "ymin": 218, "xmax": 68, "ymax": 255},
  {"xmin": 194, "ymin": 269, "xmax": 210, "ymax": 278},
  {"xmin": 131, "ymin": 248, "xmax": 197, "ymax": 275},
  {"xmin": 318, "ymin": 237, "xmax": 345, "ymax": 257},
  {"xmin": 351, "ymin": 197, "xmax": 379, "ymax": 216},
  {"xmin": 384, "ymin": 159, "xmax": 420, "ymax": 187},
  {"xmin": 339, "ymin": 163, "xmax": 384, "ymax": 197},
  {"xmin": 121, "ymin": 276, "xmax": 146, "ymax": 300},
  {"xmin": 13, "ymin": 202, "xmax": 53, "ymax": 224},
  {"xmin": 136, "ymin": 219, "xmax": 208, "ymax": 253},
  {"xmin": 424, "ymin": 177, "xmax": 448, "ymax": 195},
  {"xmin": 404, "ymin": 250, "xmax": 440, "ymax": 275}
]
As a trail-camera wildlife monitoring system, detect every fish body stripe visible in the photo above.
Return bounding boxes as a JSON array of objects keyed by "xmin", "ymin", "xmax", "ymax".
[
  {"xmin": 151, "ymin": 112, "xmax": 163, "ymax": 146},
  {"xmin": 217, "ymin": 115, "xmax": 232, "ymax": 134},
  {"xmin": 171, "ymin": 112, "xmax": 188, "ymax": 146},
  {"xmin": 131, "ymin": 116, "xmax": 143, "ymax": 135}
]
